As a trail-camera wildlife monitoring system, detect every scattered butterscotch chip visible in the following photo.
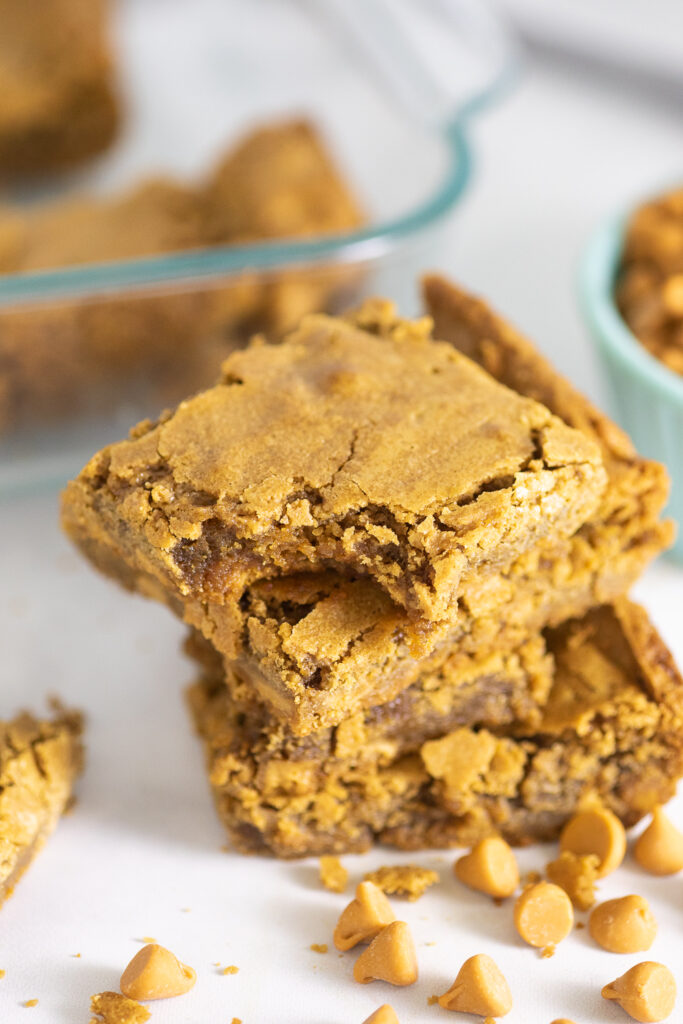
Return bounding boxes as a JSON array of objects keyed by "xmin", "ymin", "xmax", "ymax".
[
  {"xmin": 310, "ymin": 944, "xmax": 328, "ymax": 954},
  {"xmin": 140, "ymin": 937, "xmax": 157, "ymax": 944},
  {"xmin": 437, "ymin": 953, "xmax": 512, "ymax": 1016},
  {"xmin": 231, "ymin": 1019, "xmax": 242, "ymax": 1024},
  {"xmin": 90, "ymin": 991, "xmax": 151, "ymax": 1024},
  {"xmin": 334, "ymin": 881, "xmax": 396, "ymax": 951},
  {"xmin": 514, "ymin": 881, "xmax": 573, "ymax": 948},
  {"xmin": 589, "ymin": 895, "xmax": 657, "ymax": 954},
  {"xmin": 222, "ymin": 964, "xmax": 239, "ymax": 974},
  {"xmin": 24, "ymin": 1000, "xmax": 38, "ymax": 1008},
  {"xmin": 454, "ymin": 837, "xmax": 519, "ymax": 899},
  {"xmin": 550, "ymin": 1019, "xmax": 578, "ymax": 1024},
  {"xmin": 353, "ymin": 922, "xmax": 418, "ymax": 986},
  {"xmin": 0, "ymin": 969, "xmax": 4, "ymax": 978},
  {"xmin": 362, "ymin": 1005, "xmax": 399, "ymax": 1024},
  {"xmin": 319, "ymin": 855, "xmax": 348, "ymax": 893},
  {"xmin": 547, "ymin": 850, "xmax": 600, "ymax": 910},
  {"xmin": 363, "ymin": 865, "xmax": 438, "ymax": 901},
  {"xmin": 560, "ymin": 806, "xmax": 626, "ymax": 877},
  {"xmin": 634, "ymin": 807, "xmax": 683, "ymax": 876},
  {"xmin": 120, "ymin": 944, "xmax": 196, "ymax": 1001},
  {"xmin": 602, "ymin": 962, "xmax": 676, "ymax": 1022},
  {"xmin": 541, "ymin": 945, "xmax": 555, "ymax": 959}
]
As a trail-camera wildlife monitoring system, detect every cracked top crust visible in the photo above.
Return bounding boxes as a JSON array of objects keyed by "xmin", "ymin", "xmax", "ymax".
[{"xmin": 62, "ymin": 299, "xmax": 605, "ymax": 622}]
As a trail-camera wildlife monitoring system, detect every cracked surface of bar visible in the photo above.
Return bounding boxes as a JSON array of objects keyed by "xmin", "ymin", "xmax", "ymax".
[{"xmin": 62, "ymin": 300, "xmax": 605, "ymax": 630}]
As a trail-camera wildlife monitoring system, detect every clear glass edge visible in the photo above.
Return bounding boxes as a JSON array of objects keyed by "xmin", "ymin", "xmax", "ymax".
[{"xmin": 0, "ymin": 120, "xmax": 473, "ymax": 307}]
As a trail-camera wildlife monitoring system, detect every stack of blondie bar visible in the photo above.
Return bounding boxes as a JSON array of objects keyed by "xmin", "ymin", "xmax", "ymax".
[{"xmin": 62, "ymin": 275, "xmax": 683, "ymax": 857}]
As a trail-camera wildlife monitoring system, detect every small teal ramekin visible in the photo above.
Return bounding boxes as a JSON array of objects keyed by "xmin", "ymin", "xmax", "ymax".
[{"xmin": 579, "ymin": 216, "xmax": 683, "ymax": 562}]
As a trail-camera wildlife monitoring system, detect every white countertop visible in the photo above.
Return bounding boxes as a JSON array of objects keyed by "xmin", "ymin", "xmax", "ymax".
[{"xmin": 2, "ymin": 39, "xmax": 683, "ymax": 1024}]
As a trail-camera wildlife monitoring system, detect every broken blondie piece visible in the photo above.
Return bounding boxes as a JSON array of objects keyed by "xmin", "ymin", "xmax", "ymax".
[
  {"xmin": 62, "ymin": 301, "xmax": 605, "ymax": 638},
  {"xmin": 0, "ymin": 705, "xmax": 84, "ymax": 904},
  {"xmin": 188, "ymin": 600, "xmax": 683, "ymax": 857},
  {"xmin": 0, "ymin": 0, "xmax": 119, "ymax": 177}
]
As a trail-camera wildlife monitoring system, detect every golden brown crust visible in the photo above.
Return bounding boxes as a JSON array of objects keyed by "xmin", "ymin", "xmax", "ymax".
[
  {"xmin": 65, "ymin": 279, "xmax": 673, "ymax": 736},
  {"xmin": 0, "ymin": 705, "xmax": 84, "ymax": 903}
]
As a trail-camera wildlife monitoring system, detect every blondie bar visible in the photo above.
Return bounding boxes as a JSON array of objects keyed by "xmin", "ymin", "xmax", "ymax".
[
  {"xmin": 0, "ymin": 0, "xmax": 118, "ymax": 177},
  {"xmin": 188, "ymin": 600, "xmax": 683, "ymax": 856},
  {"xmin": 62, "ymin": 301, "xmax": 605, "ymax": 634},
  {"xmin": 0, "ymin": 120, "xmax": 364, "ymax": 431},
  {"xmin": 0, "ymin": 705, "xmax": 84, "ymax": 904}
]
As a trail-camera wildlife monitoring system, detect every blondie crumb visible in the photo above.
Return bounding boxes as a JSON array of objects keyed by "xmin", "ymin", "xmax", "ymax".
[
  {"xmin": 546, "ymin": 851, "xmax": 600, "ymax": 911},
  {"xmin": 24, "ymin": 999, "xmax": 38, "ymax": 1008},
  {"xmin": 363, "ymin": 866, "xmax": 439, "ymax": 902},
  {"xmin": 309, "ymin": 944, "xmax": 328, "ymax": 954},
  {"xmin": 222, "ymin": 965, "xmax": 239, "ymax": 975},
  {"xmin": 319, "ymin": 856, "xmax": 348, "ymax": 893},
  {"xmin": 90, "ymin": 991, "xmax": 151, "ymax": 1024}
]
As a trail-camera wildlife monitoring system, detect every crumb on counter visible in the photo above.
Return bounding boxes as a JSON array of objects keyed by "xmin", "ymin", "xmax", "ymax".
[
  {"xmin": 364, "ymin": 865, "xmax": 438, "ymax": 901},
  {"xmin": 319, "ymin": 855, "xmax": 348, "ymax": 893},
  {"xmin": 223, "ymin": 965, "xmax": 239, "ymax": 974},
  {"xmin": 310, "ymin": 944, "xmax": 328, "ymax": 954},
  {"xmin": 90, "ymin": 991, "xmax": 150, "ymax": 1024},
  {"xmin": 24, "ymin": 999, "xmax": 38, "ymax": 1008},
  {"xmin": 547, "ymin": 850, "xmax": 599, "ymax": 910}
]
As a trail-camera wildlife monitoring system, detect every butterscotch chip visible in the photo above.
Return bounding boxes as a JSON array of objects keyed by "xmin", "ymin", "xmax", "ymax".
[
  {"xmin": 120, "ymin": 944, "xmax": 196, "ymax": 1001},
  {"xmin": 334, "ymin": 882, "xmax": 396, "ymax": 951},
  {"xmin": 634, "ymin": 807, "xmax": 683, "ymax": 876},
  {"xmin": 362, "ymin": 1006, "xmax": 399, "ymax": 1024},
  {"xmin": 559, "ymin": 806, "xmax": 626, "ymax": 877},
  {"xmin": 602, "ymin": 962, "xmax": 676, "ymax": 1022},
  {"xmin": 546, "ymin": 850, "xmax": 600, "ymax": 910},
  {"xmin": 222, "ymin": 964, "xmax": 239, "ymax": 974},
  {"xmin": 454, "ymin": 837, "xmax": 519, "ymax": 899},
  {"xmin": 514, "ymin": 882, "xmax": 573, "ymax": 948},
  {"xmin": 353, "ymin": 922, "xmax": 418, "ymax": 986},
  {"xmin": 319, "ymin": 855, "xmax": 348, "ymax": 893},
  {"xmin": 550, "ymin": 1019, "xmax": 578, "ymax": 1024},
  {"xmin": 90, "ymin": 991, "xmax": 151, "ymax": 1024},
  {"xmin": 24, "ymin": 1000, "xmax": 38, "ymax": 1008},
  {"xmin": 438, "ymin": 953, "xmax": 512, "ymax": 1016},
  {"xmin": 363, "ymin": 865, "xmax": 438, "ymax": 901},
  {"xmin": 589, "ymin": 895, "xmax": 657, "ymax": 954}
]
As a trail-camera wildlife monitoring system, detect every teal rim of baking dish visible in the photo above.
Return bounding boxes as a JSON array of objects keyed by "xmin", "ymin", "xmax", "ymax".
[
  {"xmin": 579, "ymin": 215, "xmax": 683, "ymax": 407},
  {"xmin": 0, "ymin": 122, "xmax": 474, "ymax": 308}
]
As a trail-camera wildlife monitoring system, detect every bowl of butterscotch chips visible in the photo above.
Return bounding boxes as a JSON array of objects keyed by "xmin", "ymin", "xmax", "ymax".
[{"xmin": 580, "ymin": 186, "xmax": 683, "ymax": 561}]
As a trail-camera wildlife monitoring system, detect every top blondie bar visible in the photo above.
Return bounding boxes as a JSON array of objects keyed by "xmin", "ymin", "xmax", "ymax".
[{"xmin": 62, "ymin": 301, "xmax": 605, "ymax": 625}]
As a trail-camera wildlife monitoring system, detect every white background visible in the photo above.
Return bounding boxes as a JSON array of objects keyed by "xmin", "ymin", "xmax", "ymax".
[{"xmin": 2, "ymin": 13, "xmax": 683, "ymax": 1024}]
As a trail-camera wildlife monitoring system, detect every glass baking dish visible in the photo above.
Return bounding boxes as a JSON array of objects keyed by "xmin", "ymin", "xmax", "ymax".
[{"xmin": 0, "ymin": 0, "xmax": 516, "ymax": 494}]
